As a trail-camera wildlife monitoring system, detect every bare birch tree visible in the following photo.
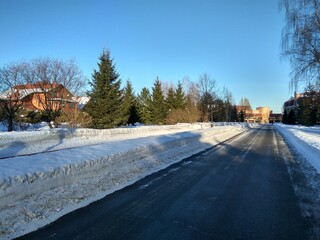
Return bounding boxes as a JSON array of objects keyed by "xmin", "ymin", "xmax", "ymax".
[
  {"xmin": 0, "ymin": 63, "xmax": 25, "ymax": 131},
  {"xmin": 280, "ymin": 0, "xmax": 320, "ymax": 90},
  {"xmin": 21, "ymin": 58, "xmax": 87, "ymax": 128},
  {"xmin": 0, "ymin": 58, "xmax": 87, "ymax": 129}
]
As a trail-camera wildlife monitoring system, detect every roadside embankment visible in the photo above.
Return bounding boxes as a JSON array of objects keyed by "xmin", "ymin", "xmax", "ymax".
[{"xmin": 274, "ymin": 124, "xmax": 320, "ymax": 172}]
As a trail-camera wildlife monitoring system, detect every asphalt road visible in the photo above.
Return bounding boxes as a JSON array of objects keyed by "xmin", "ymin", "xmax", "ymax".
[{"xmin": 17, "ymin": 126, "xmax": 311, "ymax": 240}]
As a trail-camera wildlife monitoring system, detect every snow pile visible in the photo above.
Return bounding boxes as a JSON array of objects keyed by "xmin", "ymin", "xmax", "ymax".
[
  {"xmin": 0, "ymin": 123, "xmax": 209, "ymax": 146},
  {"xmin": 0, "ymin": 123, "xmax": 249, "ymax": 239},
  {"xmin": 0, "ymin": 123, "xmax": 213, "ymax": 158},
  {"xmin": 274, "ymin": 124, "xmax": 320, "ymax": 172}
]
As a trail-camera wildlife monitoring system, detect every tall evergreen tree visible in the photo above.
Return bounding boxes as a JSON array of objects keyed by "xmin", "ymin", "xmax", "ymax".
[
  {"xmin": 212, "ymin": 98, "xmax": 225, "ymax": 122},
  {"xmin": 302, "ymin": 84, "xmax": 320, "ymax": 125},
  {"xmin": 297, "ymin": 98, "xmax": 315, "ymax": 126},
  {"xmin": 230, "ymin": 105, "xmax": 239, "ymax": 122},
  {"xmin": 238, "ymin": 110, "xmax": 245, "ymax": 122},
  {"xmin": 199, "ymin": 92, "xmax": 214, "ymax": 122},
  {"xmin": 137, "ymin": 87, "xmax": 152, "ymax": 124},
  {"xmin": 174, "ymin": 81, "xmax": 186, "ymax": 109},
  {"xmin": 150, "ymin": 77, "xmax": 167, "ymax": 124},
  {"xmin": 122, "ymin": 80, "xmax": 139, "ymax": 125},
  {"xmin": 166, "ymin": 87, "xmax": 176, "ymax": 112},
  {"xmin": 84, "ymin": 50, "xmax": 124, "ymax": 128},
  {"xmin": 282, "ymin": 110, "xmax": 288, "ymax": 124},
  {"xmin": 287, "ymin": 110, "xmax": 296, "ymax": 125},
  {"xmin": 166, "ymin": 81, "xmax": 186, "ymax": 113}
]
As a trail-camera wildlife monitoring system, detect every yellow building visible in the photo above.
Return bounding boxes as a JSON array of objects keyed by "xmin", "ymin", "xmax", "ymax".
[{"xmin": 236, "ymin": 105, "xmax": 270, "ymax": 123}]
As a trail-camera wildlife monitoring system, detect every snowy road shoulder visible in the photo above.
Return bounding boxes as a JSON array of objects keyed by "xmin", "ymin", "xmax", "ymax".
[
  {"xmin": 274, "ymin": 124, "xmax": 320, "ymax": 172},
  {"xmin": 0, "ymin": 123, "xmax": 249, "ymax": 239}
]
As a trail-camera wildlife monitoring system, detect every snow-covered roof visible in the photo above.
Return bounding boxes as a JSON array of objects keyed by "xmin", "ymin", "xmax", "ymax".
[
  {"xmin": 72, "ymin": 96, "xmax": 91, "ymax": 109},
  {"xmin": 18, "ymin": 88, "xmax": 47, "ymax": 99},
  {"xmin": 72, "ymin": 96, "xmax": 90, "ymax": 104},
  {"xmin": 0, "ymin": 88, "xmax": 17, "ymax": 100},
  {"xmin": 0, "ymin": 85, "xmax": 58, "ymax": 100}
]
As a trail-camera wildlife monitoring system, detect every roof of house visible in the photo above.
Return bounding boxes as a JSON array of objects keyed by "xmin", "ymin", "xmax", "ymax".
[
  {"xmin": 14, "ymin": 83, "xmax": 61, "ymax": 90},
  {"xmin": 72, "ymin": 96, "xmax": 90, "ymax": 109},
  {"xmin": 0, "ymin": 83, "xmax": 65, "ymax": 100}
]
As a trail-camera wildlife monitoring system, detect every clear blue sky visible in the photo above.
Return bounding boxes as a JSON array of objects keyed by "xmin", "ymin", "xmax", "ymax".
[{"xmin": 0, "ymin": 0, "xmax": 292, "ymax": 113}]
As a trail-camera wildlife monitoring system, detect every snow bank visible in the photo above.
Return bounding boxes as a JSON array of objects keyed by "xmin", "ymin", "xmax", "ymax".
[
  {"xmin": 0, "ymin": 123, "xmax": 251, "ymax": 239},
  {"xmin": 274, "ymin": 124, "xmax": 320, "ymax": 172},
  {"xmin": 0, "ymin": 123, "xmax": 215, "ymax": 159},
  {"xmin": 0, "ymin": 123, "xmax": 209, "ymax": 147}
]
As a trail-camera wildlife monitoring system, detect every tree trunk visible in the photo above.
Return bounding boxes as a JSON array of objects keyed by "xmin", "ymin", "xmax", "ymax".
[{"xmin": 7, "ymin": 116, "xmax": 13, "ymax": 132}]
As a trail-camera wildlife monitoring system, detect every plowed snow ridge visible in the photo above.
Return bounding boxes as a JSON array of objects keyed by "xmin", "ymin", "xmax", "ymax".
[{"xmin": 0, "ymin": 123, "xmax": 254, "ymax": 239}]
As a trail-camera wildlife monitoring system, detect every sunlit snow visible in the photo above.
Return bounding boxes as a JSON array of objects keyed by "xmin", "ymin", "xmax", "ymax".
[{"xmin": 0, "ymin": 122, "xmax": 318, "ymax": 239}]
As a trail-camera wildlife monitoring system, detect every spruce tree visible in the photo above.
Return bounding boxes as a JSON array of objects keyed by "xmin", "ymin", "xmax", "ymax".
[
  {"xmin": 199, "ymin": 92, "xmax": 214, "ymax": 122},
  {"xmin": 137, "ymin": 87, "xmax": 152, "ymax": 124},
  {"xmin": 174, "ymin": 81, "xmax": 186, "ymax": 109},
  {"xmin": 230, "ymin": 105, "xmax": 239, "ymax": 122},
  {"xmin": 150, "ymin": 77, "xmax": 167, "ymax": 124},
  {"xmin": 282, "ymin": 110, "xmax": 288, "ymax": 124},
  {"xmin": 212, "ymin": 98, "xmax": 225, "ymax": 122},
  {"xmin": 297, "ymin": 98, "xmax": 314, "ymax": 126},
  {"xmin": 84, "ymin": 50, "xmax": 124, "ymax": 128},
  {"xmin": 166, "ymin": 87, "xmax": 176, "ymax": 112},
  {"xmin": 301, "ymin": 84, "xmax": 319, "ymax": 126},
  {"xmin": 239, "ymin": 110, "xmax": 245, "ymax": 122},
  {"xmin": 122, "ymin": 81, "xmax": 139, "ymax": 125},
  {"xmin": 287, "ymin": 110, "xmax": 296, "ymax": 125}
]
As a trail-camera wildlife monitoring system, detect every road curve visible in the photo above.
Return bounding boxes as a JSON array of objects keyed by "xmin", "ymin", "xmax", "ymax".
[{"xmin": 16, "ymin": 126, "xmax": 312, "ymax": 240}]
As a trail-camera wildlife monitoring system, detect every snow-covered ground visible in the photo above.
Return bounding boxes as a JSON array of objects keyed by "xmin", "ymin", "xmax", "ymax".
[
  {"xmin": 274, "ymin": 124, "xmax": 320, "ymax": 237},
  {"xmin": 274, "ymin": 124, "xmax": 320, "ymax": 172},
  {"xmin": 0, "ymin": 123, "xmax": 209, "ymax": 158},
  {"xmin": 0, "ymin": 122, "xmax": 253, "ymax": 239},
  {"xmin": 0, "ymin": 122, "xmax": 319, "ymax": 239}
]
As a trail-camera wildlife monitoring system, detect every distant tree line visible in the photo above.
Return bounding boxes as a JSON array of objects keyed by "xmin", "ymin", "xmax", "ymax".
[
  {"xmin": 0, "ymin": 49, "xmax": 247, "ymax": 131},
  {"xmin": 83, "ymin": 50, "xmax": 241, "ymax": 129}
]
